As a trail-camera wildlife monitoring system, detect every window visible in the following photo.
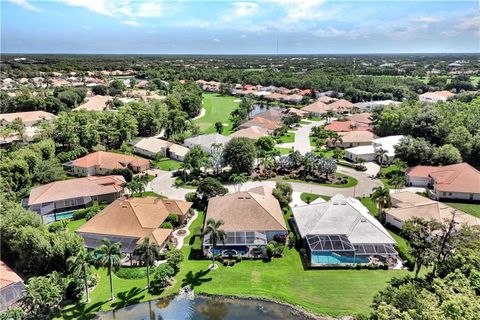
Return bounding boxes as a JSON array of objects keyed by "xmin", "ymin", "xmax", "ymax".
[
  {"xmin": 449, "ymin": 192, "xmax": 452, "ymax": 196},
  {"xmin": 443, "ymin": 192, "xmax": 446, "ymax": 196}
]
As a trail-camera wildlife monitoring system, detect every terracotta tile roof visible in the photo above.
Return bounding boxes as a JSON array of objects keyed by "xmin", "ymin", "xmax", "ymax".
[
  {"xmin": 205, "ymin": 186, "xmax": 287, "ymax": 232},
  {"xmin": 301, "ymin": 101, "xmax": 329, "ymax": 114},
  {"xmin": 337, "ymin": 130, "xmax": 375, "ymax": 143},
  {"xmin": 238, "ymin": 117, "xmax": 282, "ymax": 130},
  {"xmin": 328, "ymin": 99, "xmax": 355, "ymax": 111},
  {"xmin": 77, "ymin": 196, "xmax": 191, "ymax": 246},
  {"xmin": 229, "ymin": 126, "xmax": 271, "ymax": 139},
  {"xmin": 73, "ymin": 95, "xmax": 113, "ymax": 111},
  {"xmin": 406, "ymin": 163, "xmax": 480, "ymax": 193},
  {"xmin": 131, "ymin": 137, "xmax": 189, "ymax": 157},
  {"xmin": 0, "ymin": 261, "xmax": 23, "ymax": 289},
  {"xmin": 387, "ymin": 192, "xmax": 480, "ymax": 227},
  {"xmin": 28, "ymin": 175, "xmax": 125, "ymax": 206},
  {"xmin": 347, "ymin": 113, "xmax": 373, "ymax": 125},
  {"xmin": 71, "ymin": 151, "xmax": 150, "ymax": 170},
  {"xmin": 420, "ymin": 90, "xmax": 455, "ymax": 100},
  {"xmin": 325, "ymin": 120, "xmax": 371, "ymax": 132},
  {"xmin": 0, "ymin": 111, "xmax": 55, "ymax": 125}
]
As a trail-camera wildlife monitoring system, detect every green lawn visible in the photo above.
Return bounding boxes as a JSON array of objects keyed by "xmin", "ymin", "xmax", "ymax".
[
  {"xmin": 153, "ymin": 158, "xmax": 182, "ymax": 171},
  {"xmin": 66, "ymin": 218, "xmax": 87, "ymax": 232},
  {"xmin": 273, "ymin": 172, "xmax": 358, "ymax": 188},
  {"xmin": 442, "ymin": 202, "xmax": 480, "ymax": 218},
  {"xmin": 193, "ymin": 93, "xmax": 239, "ymax": 135},
  {"xmin": 274, "ymin": 147, "xmax": 292, "ymax": 155},
  {"xmin": 300, "ymin": 192, "xmax": 331, "ymax": 203},
  {"xmin": 379, "ymin": 165, "xmax": 401, "ymax": 189},
  {"xmin": 132, "ymin": 191, "xmax": 166, "ymax": 198},
  {"xmin": 359, "ymin": 197, "xmax": 378, "ymax": 216},
  {"xmin": 275, "ymin": 132, "xmax": 295, "ymax": 144}
]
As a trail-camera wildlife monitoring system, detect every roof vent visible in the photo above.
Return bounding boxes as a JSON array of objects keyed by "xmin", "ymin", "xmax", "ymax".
[
  {"xmin": 333, "ymin": 201, "xmax": 338, "ymax": 205},
  {"xmin": 360, "ymin": 218, "xmax": 367, "ymax": 222},
  {"xmin": 340, "ymin": 201, "xmax": 347, "ymax": 205}
]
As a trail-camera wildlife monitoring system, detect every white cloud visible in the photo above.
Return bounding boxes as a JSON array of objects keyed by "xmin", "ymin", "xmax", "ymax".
[
  {"xmin": 212, "ymin": 38, "xmax": 221, "ymax": 42},
  {"xmin": 223, "ymin": 2, "xmax": 259, "ymax": 22},
  {"xmin": 458, "ymin": 16, "xmax": 480, "ymax": 30},
  {"xmin": 58, "ymin": 0, "xmax": 163, "ymax": 18},
  {"xmin": 136, "ymin": 1, "xmax": 163, "ymax": 17},
  {"xmin": 411, "ymin": 17, "xmax": 440, "ymax": 24},
  {"xmin": 273, "ymin": 0, "xmax": 327, "ymax": 23},
  {"xmin": 6, "ymin": 0, "xmax": 42, "ymax": 12},
  {"xmin": 123, "ymin": 20, "xmax": 142, "ymax": 27}
]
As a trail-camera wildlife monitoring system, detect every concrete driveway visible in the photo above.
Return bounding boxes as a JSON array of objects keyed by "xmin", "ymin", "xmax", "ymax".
[{"xmin": 276, "ymin": 120, "xmax": 325, "ymax": 155}]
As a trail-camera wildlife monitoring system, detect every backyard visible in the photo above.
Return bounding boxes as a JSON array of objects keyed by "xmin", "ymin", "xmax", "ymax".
[
  {"xmin": 442, "ymin": 202, "xmax": 480, "ymax": 218},
  {"xmin": 193, "ymin": 93, "xmax": 239, "ymax": 135},
  {"xmin": 58, "ymin": 210, "xmax": 409, "ymax": 318}
]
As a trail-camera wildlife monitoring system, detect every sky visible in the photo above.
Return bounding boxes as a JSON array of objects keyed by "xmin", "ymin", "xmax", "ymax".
[{"xmin": 1, "ymin": 0, "xmax": 479, "ymax": 54}]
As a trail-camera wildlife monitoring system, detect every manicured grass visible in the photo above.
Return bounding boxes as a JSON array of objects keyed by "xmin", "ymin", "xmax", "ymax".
[
  {"xmin": 300, "ymin": 192, "xmax": 331, "ymax": 203},
  {"xmin": 379, "ymin": 165, "xmax": 401, "ymax": 189},
  {"xmin": 274, "ymin": 147, "xmax": 292, "ymax": 155},
  {"xmin": 66, "ymin": 218, "xmax": 86, "ymax": 232},
  {"xmin": 359, "ymin": 197, "xmax": 378, "ymax": 216},
  {"xmin": 194, "ymin": 93, "xmax": 239, "ymax": 135},
  {"xmin": 132, "ymin": 191, "xmax": 165, "ymax": 198},
  {"xmin": 153, "ymin": 158, "xmax": 182, "ymax": 171},
  {"xmin": 442, "ymin": 202, "xmax": 480, "ymax": 218},
  {"xmin": 58, "ymin": 210, "xmax": 409, "ymax": 318},
  {"xmin": 273, "ymin": 172, "xmax": 358, "ymax": 188},
  {"xmin": 275, "ymin": 132, "xmax": 295, "ymax": 144}
]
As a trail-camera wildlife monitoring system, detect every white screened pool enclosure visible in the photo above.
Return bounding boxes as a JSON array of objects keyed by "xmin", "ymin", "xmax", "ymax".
[{"xmin": 203, "ymin": 231, "xmax": 268, "ymax": 258}]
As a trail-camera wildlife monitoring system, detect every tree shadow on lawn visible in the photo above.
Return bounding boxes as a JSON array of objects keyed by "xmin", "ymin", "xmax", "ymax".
[
  {"xmin": 111, "ymin": 286, "xmax": 146, "ymax": 309},
  {"xmin": 57, "ymin": 300, "xmax": 107, "ymax": 320},
  {"xmin": 181, "ymin": 269, "xmax": 212, "ymax": 289}
]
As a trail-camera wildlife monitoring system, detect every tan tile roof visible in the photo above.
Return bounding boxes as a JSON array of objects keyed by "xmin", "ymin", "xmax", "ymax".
[
  {"xmin": 239, "ymin": 117, "xmax": 282, "ymax": 130},
  {"xmin": 301, "ymin": 101, "xmax": 329, "ymax": 114},
  {"xmin": 0, "ymin": 261, "xmax": 23, "ymax": 289},
  {"xmin": 338, "ymin": 130, "xmax": 375, "ymax": 143},
  {"xmin": 328, "ymin": 99, "xmax": 355, "ymax": 111},
  {"xmin": 28, "ymin": 175, "xmax": 125, "ymax": 206},
  {"xmin": 387, "ymin": 192, "xmax": 480, "ymax": 227},
  {"xmin": 421, "ymin": 90, "xmax": 455, "ymax": 99},
  {"xmin": 318, "ymin": 96, "xmax": 338, "ymax": 103},
  {"xmin": 73, "ymin": 95, "xmax": 113, "ymax": 111},
  {"xmin": 347, "ymin": 113, "xmax": 373, "ymax": 125},
  {"xmin": 0, "ymin": 111, "xmax": 55, "ymax": 125},
  {"xmin": 77, "ymin": 196, "xmax": 191, "ymax": 246},
  {"xmin": 205, "ymin": 186, "xmax": 287, "ymax": 232},
  {"xmin": 325, "ymin": 120, "xmax": 371, "ymax": 132},
  {"xmin": 229, "ymin": 126, "xmax": 271, "ymax": 139},
  {"xmin": 71, "ymin": 151, "xmax": 150, "ymax": 170},
  {"xmin": 406, "ymin": 163, "xmax": 480, "ymax": 193},
  {"xmin": 132, "ymin": 137, "xmax": 189, "ymax": 157}
]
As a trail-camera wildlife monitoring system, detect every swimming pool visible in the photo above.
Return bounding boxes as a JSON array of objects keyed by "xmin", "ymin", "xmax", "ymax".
[
  {"xmin": 43, "ymin": 211, "xmax": 75, "ymax": 224},
  {"xmin": 311, "ymin": 252, "xmax": 369, "ymax": 264}
]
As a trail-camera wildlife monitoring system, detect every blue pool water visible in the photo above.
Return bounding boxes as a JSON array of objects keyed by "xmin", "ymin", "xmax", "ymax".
[
  {"xmin": 213, "ymin": 246, "xmax": 248, "ymax": 256},
  {"xmin": 43, "ymin": 211, "xmax": 75, "ymax": 224},
  {"xmin": 311, "ymin": 252, "xmax": 369, "ymax": 264}
]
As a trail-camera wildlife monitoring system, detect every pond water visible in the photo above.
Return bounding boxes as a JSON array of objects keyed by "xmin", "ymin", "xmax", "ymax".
[{"xmin": 96, "ymin": 295, "xmax": 316, "ymax": 320}]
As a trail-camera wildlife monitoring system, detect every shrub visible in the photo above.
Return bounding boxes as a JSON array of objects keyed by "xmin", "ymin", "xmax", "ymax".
[
  {"xmin": 166, "ymin": 214, "xmax": 179, "ymax": 227},
  {"xmin": 161, "ymin": 222, "xmax": 173, "ymax": 229},
  {"xmin": 64, "ymin": 276, "xmax": 84, "ymax": 301},
  {"xmin": 151, "ymin": 263, "xmax": 174, "ymax": 290},
  {"xmin": 273, "ymin": 233, "xmax": 288, "ymax": 244},
  {"xmin": 166, "ymin": 249, "xmax": 183, "ymax": 271},
  {"xmin": 115, "ymin": 267, "xmax": 147, "ymax": 279},
  {"xmin": 185, "ymin": 192, "xmax": 197, "ymax": 203},
  {"xmin": 109, "ymin": 168, "xmax": 134, "ymax": 182}
]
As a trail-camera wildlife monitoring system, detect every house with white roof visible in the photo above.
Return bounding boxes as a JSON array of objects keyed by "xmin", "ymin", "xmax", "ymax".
[
  {"xmin": 292, "ymin": 194, "xmax": 397, "ymax": 266},
  {"xmin": 130, "ymin": 137, "xmax": 189, "ymax": 161},
  {"xmin": 183, "ymin": 133, "xmax": 231, "ymax": 154},
  {"xmin": 345, "ymin": 135, "xmax": 404, "ymax": 163}
]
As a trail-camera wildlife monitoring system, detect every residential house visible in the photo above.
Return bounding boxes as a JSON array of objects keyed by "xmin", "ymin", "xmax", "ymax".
[
  {"xmin": 130, "ymin": 137, "xmax": 189, "ymax": 161},
  {"xmin": 405, "ymin": 163, "xmax": 480, "ymax": 201},
  {"xmin": 183, "ymin": 133, "xmax": 231, "ymax": 154},
  {"xmin": 238, "ymin": 108, "xmax": 284, "ymax": 131},
  {"xmin": 25, "ymin": 175, "xmax": 125, "ymax": 217},
  {"xmin": 347, "ymin": 112, "xmax": 373, "ymax": 127},
  {"xmin": 229, "ymin": 126, "xmax": 271, "ymax": 140},
  {"xmin": 0, "ymin": 111, "xmax": 55, "ymax": 127},
  {"xmin": 324, "ymin": 120, "xmax": 371, "ymax": 132},
  {"xmin": 419, "ymin": 90, "xmax": 454, "ymax": 103},
  {"xmin": 354, "ymin": 100, "xmax": 400, "ymax": 110},
  {"xmin": 292, "ymin": 194, "xmax": 397, "ymax": 266},
  {"xmin": 282, "ymin": 94, "xmax": 303, "ymax": 104},
  {"xmin": 73, "ymin": 95, "xmax": 113, "ymax": 111},
  {"xmin": 0, "ymin": 261, "xmax": 24, "ymax": 311},
  {"xmin": 328, "ymin": 99, "xmax": 355, "ymax": 113},
  {"xmin": 70, "ymin": 151, "xmax": 150, "ymax": 176},
  {"xmin": 385, "ymin": 191, "xmax": 480, "ymax": 229},
  {"xmin": 76, "ymin": 196, "xmax": 192, "ymax": 254},
  {"xmin": 328, "ymin": 131, "xmax": 376, "ymax": 148},
  {"xmin": 283, "ymin": 108, "xmax": 308, "ymax": 118},
  {"xmin": 317, "ymin": 96, "xmax": 338, "ymax": 103},
  {"xmin": 203, "ymin": 186, "xmax": 288, "ymax": 258},
  {"xmin": 301, "ymin": 101, "xmax": 330, "ymax": 117},
  {"xmin": 345, "ymin": 135, "xmax": 404, "ymax": 162}
]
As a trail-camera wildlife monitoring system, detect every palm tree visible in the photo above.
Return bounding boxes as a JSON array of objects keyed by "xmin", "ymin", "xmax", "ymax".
[
  {"xmin": 67, "ymin": 247, "xmax": 94, "ymax": 303},
  {"xmin": 374, "ymin": 148, "xmax": 389, "ymax": 166},
  {"xmin": 389, "ymin": 174, "xmax": 406, "ymax": 192},
  {"xmin": 229, "ymin": 173, "xmax": 248, "ymax": 192},
  {"xmin": 371, "ymin": 186, "xmax": 391, "ymax": 223},
  {"xmin": 356, "ymin": 157, "xmax": 366, "ymax": 167},
  {"xmin": 134, "ymin": 237, "xmax": 160, "ymax": 289},
  {"xmin": 95, "ymin": 239, "xmax": 122, "ymax": 301},
  {"xmin": 125, "ymin": 179, "xmax": 141, "ymax": 195},
  {"xmin": 325, "ymin": 110, "xmax": 335, "ymax": 124},
  {"xmin": 179, "ymin": 161, "xmax": 193, "ymax": 182},
  {"xmin": 203, "ymin": 219, "xmax": 227, "ymax": 269}
]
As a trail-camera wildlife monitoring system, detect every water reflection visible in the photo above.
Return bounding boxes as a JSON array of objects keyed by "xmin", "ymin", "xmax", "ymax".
[{"xmin": 96, "ymin": 295, "xmax": 314, "ymax": 320}]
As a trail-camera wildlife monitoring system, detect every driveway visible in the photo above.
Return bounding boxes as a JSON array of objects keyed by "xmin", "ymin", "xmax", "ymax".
[
  {"xmin": 276, "ymin": 120, "xmax": 325, "ymax": 155},
  {"xmin": 149, "ymin": 164, "xmax": 382, "ymax": 201}
]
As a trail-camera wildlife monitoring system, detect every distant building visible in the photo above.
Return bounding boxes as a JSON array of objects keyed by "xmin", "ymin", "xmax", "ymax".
[
  {"xmin": 73, "ymin": 95, "xmax": 113, "ymax": 111},
  {"xmin": 229, "ymin": 126, "xmax": 271, "ymax": 140},
  {"xmin": 324, "ymin": 120, "xmax": 371, "ymax": 133},
  {"xmin": 406, "ymin": 163, "xmax": 480, "ymax": 201},
  {"xmin": 345, "ymin": 135, "xmax": 404, "ymax": 162},
  {"xmin": 130, "ymin": 137, "xmax": 189, "ymax": 161},
  {"xmin": 184, "ymin": 133, "xmax": 232, "ymax": 154},
  {"xmin": 0, "ymin": 111, "xmax": 55, "ymax": 127},
  {"xmin": 25, "ymin": 175, "xmax": 125, "ymax": 217},
  {"xmin": 70, "ymin": 151, "xmax": 150, "ymax": 176},
  {"xmin": 419, "ymin": 91, "xmax": 455, "ymax": 103},
  {"xmin": 354, "ymin": 100, "xmax": 400, "ymax": 110}
]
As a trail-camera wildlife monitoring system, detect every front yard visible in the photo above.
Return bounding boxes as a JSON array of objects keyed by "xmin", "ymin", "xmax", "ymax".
[{"xmin": 152, "ymin": 158, "xmax": 182, "ymax": 171}]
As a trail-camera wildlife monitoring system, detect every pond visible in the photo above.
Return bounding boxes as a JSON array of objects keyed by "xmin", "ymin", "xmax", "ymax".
[{"xmin": 96, "ymin": 295, "xmax": 317, "ymax": 320}]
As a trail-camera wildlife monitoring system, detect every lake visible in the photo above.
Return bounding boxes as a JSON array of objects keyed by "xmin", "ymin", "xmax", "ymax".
[{"xmin": 95, "ymin": 295, "xmax": 318, "ymax": 320}]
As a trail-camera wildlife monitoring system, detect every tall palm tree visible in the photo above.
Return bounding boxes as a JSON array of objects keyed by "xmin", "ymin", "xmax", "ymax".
[
  {"xmin": 371, "ymin": 186, "xmax": 391, "ymax": 222},
  {"xmin": 229, "ymin": 173, "xmax": 248, "ymax": 192},
  {"xmin": 203, "ymin": 219, "xmax": 227, "ymax": 268},
  {"xmin": 67, "ymin": 247, "xmax": 95, "ymax": 303},
  {"xmin": 134, "ymin": 237, "xmax": 160, "ymax": 289},
  {"xmin": 374, "ymin": 148, "xmax": 389, "ymax": 166},
  {"xmin": 325, "ymin": 110, "xmax": 335, "ymax": 124},
  {"xmin": 95, "ymin": 239, "xmax": 122, "ymax": 300},
  {"xmin": 389, "ymin": 174, "xmax": 406, "ymax": 192},
  {"xmin": 179, "ymin": 161, "xmax": 193, "ymax": 182}
]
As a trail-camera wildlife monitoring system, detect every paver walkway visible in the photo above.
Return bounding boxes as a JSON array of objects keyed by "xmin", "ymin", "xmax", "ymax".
[{"xmin": 173, "ymin": 210, "xmax": 199, "ymax": 249}]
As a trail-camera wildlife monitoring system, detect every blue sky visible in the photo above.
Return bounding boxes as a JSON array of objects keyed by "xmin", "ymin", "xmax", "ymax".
[{"xmin": 1, "ymin": 0, "xmax": 479, "ymax": 54}]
